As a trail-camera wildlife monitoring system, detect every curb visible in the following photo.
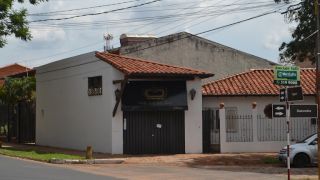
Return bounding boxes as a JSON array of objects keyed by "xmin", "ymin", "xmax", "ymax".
[{"xmin": 49, "ymin": 158, "xmax": 124, "ymax": 164}]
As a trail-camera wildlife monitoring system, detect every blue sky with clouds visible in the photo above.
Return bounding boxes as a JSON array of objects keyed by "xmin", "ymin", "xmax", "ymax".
[{"xmin": 0, "ymin": 0, "xmax": 298, "ymax": 68}]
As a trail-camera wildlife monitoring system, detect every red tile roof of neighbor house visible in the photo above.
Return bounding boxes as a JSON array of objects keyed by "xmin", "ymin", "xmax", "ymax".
[
  {"xmin": 202, "ymin": 68, "xmax": 315, "ymax": 96},
  {"xmin": 95, "ymin": 52, "xmax": 214, "ymax": 78},
  {"xmin": 0, "ymin": 63, "xmax": 31, "ymax": 78},
  {"xmin": 0, "ymin": 64, "xmax": 32, "ymax": 86}
]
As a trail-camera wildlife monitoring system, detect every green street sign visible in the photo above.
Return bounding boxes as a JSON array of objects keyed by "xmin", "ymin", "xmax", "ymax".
[{"xmin": 274, "ymin": 66, "xmax": 300, "ymax": 86}]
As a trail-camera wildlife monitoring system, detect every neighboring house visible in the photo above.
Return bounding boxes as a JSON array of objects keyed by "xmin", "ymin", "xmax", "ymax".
[
  {"xmin": 36, "ymin": 51, "xmax": 213, "ymax": 154},
  {"xmin": 113, "ymin": 32, "xmax": 276, "ymax": 82},
  {"xmin": 201, "ymin": 68, "xmax": 317, "ymax": 153},
  {"xmin": 0, "ymin": 63, "xmax": 34, "ymax": 86},
  {"xmin": 0, "ymin": 63, "xmax": 35, "ymax": 143}
]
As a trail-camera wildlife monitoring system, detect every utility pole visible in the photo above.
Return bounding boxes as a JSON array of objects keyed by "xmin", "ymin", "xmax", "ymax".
[{"xmin": 315, "ymin": 0, "xmax": 320, "ymax": 179}]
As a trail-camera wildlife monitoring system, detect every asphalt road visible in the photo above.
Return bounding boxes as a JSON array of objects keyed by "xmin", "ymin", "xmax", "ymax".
[
  {"xmin": 0, "ymin": 155, "xmax": 118, "ymax": 180},
  {"xmin": 0, "ymin": 155, "xmax": 315, "ymax": 180}
]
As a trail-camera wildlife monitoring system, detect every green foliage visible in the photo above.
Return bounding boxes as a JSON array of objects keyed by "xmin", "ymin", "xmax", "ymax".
[
  {"xmin": 0, "ymin": 77, "xmax": 36, "ymax": 105},
  {"xmin": 275, "ymin": 0, "xmax": 316, "ymax": 64},
  {"xmin": 0, "ymin": 147, "xmax": 84, "ymax": 162},
  {"xmin": 0, "ymin": 0, "xmax": 47, "ymax": 48}
]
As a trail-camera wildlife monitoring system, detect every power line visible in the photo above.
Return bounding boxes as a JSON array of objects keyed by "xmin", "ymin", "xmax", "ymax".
[
  {"xmin": 29, "ymin": 0, "xmax": 230, "ymax": 16},
  {"xmin": 28, "ymin": 0, "xmax": 161, "ymax": 23},
  {"xmin": 137, "ymin": 0, "xmax": 226, "ymax": 36},
  {"xmin": 300, "ymin": 30, "xmax": 319, "ymax": 41},
  {"xmin": 125, "ymin": 0, "xmax": 214, "ymax": 34},
  {"xmin": 153, "ymin": 0, "xmax": 240, "ymax": 37},
  {"xmin": 122, "ymin": 9, "xmax": 282, "ymax": 55},
  {"xmin": 29, "ymin": 2, "xmax": 284, "ymax": 30},
  {"xmin": 28, "ymin": 0, "xmax": 143, "ymax": 16},
  {"xmin": 34, "ymin": 9, "xmax": 281, "ymax": 75},
  {"xmin": 16, "ymin": 41, "xmax": 103, "ymax": 65}
]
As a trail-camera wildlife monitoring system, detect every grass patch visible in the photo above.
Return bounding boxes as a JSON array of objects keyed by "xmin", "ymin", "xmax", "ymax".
[
  {"xmin": 0, "ymin": 147, "xmax": 84, "ymax": 162},
  {"xmin": 262, "ymin": 157, "xmax": 280, "ymax": 164}
]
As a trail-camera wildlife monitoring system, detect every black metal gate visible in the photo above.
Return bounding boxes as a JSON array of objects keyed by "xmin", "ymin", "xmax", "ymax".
[
  {"xmin": 0, "ymin": 102, "xmax": 35, "ymax": 143},
  {"xmin": 123, "ymin": 111, "xmax": 185, "ymax": 154},
  {"xmin": 202, "ymin": 109, "xmax": 220, "ymax": 153}
]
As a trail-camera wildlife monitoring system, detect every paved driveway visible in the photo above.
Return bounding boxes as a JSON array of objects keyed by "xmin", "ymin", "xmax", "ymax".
[{"xmin": 0, "ymin": 155, "xmax": 117, "ymax": 180}]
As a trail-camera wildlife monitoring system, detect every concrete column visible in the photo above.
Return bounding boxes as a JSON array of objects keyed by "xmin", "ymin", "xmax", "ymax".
[
  {"xmin": 185, "ymin": 78, "xmax": 202, "ymax": 153},
  {"xmin": 252, "ymin": 102, "xmax": 258, "ymax": 142},
  {"xmin": 219, "ymin": 103, "xmax": 226, "ymax": 153}
]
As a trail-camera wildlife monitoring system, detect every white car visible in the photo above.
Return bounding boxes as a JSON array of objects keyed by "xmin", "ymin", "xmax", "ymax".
[{"xmin": 278, "ymin": 133, "xmax": 318, "ymax": 167}]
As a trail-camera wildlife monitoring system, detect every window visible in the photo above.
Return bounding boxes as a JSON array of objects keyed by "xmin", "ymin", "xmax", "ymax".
[
  {"xmin": 88, "ymin": 76, "xmax": 102, "ymax": 96},
  {"xmin": 226, "ymin": 107, "xmax": 238, "ymax": 132}
]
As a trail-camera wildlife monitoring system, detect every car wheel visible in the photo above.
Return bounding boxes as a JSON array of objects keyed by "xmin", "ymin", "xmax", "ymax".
[{"xmin": 293, "ymin": 153, "xmax": 310, "ymax": 168}]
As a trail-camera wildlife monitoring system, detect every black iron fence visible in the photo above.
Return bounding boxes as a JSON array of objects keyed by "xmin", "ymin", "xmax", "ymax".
[
  {"xmin": 0, "ymin": 104, "xmax": 8, "ymax": 138},
  {"xmin": 0, "ymin": 102, "xmax": 35, "ymax": 143}
]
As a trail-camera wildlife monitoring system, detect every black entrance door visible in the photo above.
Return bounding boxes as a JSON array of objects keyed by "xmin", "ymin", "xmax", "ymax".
[{"xmin": 123, "ymin": 111, "xmax": 185, "ymax": 154}]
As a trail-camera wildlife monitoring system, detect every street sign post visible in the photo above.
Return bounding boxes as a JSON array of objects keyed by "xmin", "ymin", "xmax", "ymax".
[
  {"xmin": 287, "ymin": 86, "xmax": 303, "ymax": 102},
  {"xmin": 272, "ymin": 104, "xmax": 286, "ymax": 118},
  {"xmin": 273, "ymin": 65, "xmax": 301, "ymax": 180},
  {"xmin": 290, "ymin": 104, "xmax": 318, "ymax": 118},
  {"xmin": 280, "ymin": 88, "xmax": 286, "ymax": 102},
  {"xmin": 274, "ymin": 66, "xmax": 300, "ymax": 86}
]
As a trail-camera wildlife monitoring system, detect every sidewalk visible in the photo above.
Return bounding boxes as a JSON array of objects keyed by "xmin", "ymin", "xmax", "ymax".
[
  {"xmin": 2, "ymin": 143, "xmax": 280, "ymax": 166},
  {"xmin": 2, "ymin": 143, "xmax": 121, "ymax": 159}
]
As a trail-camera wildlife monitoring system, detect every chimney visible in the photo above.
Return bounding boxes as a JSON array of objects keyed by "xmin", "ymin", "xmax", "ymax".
[{"xmin": 120, "ymin": 34, "xmax": 156, "ymax": 47}]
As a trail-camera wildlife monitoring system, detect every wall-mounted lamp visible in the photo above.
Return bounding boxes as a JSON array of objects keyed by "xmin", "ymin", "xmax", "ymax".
[
  {"xmin": 115, "ymin": 89, "xmax": 121, "ymax": 101},
  {"xmin": 190, "ymin": 88, "xmax": 196, "ymax": 100}
]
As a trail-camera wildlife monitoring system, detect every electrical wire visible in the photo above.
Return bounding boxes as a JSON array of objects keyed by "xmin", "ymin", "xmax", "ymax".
[
  {"xmin": 28, "ymin": 0, "xmax": 162, "ymax": 23},
  {"xmin": 29, "ymin": 2, "xmax": 285, "ymax": 31},
  {"xmin": 32, "ymin": 9, "xmax": 282, "ymax": 75},
  {"xmin": 28, "ymin": 0, "xmax": 143, "ymax": 16}
]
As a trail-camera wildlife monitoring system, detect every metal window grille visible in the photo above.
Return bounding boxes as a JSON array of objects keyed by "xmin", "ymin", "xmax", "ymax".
[{"xmin": 88, "ymin": 76, "xmax": 102, "ymax": 96}]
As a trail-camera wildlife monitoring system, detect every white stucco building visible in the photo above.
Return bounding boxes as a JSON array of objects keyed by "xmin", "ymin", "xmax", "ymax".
[
  {"xmin": 36, "ymin": 51, "xmax": 213, "ymax": 154},
  {"xmin": 202, "ymin": 68, "xmax": 317, "ymax": 153}
]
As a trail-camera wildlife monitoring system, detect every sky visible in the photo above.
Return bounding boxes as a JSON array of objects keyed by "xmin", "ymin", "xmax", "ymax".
[{"xmin": 0, "ymin": 0, "xmax": 298, "ymax": 68}]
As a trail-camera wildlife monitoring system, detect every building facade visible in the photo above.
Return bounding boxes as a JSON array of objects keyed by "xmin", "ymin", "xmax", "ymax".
[
  {"xmin": 202, "ymin": 69, "xmax": 317, "ymax": 153},
  {"xmin": 36, "ymin": 52, "xmax": 213, "ymax": 154},
  {"xmin": 115, "ymin": 32, "xmax": 276, "ymax": 82}
]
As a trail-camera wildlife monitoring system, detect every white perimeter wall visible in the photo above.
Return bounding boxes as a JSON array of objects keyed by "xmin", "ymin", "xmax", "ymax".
[
  {"xmin": 36, "ymin": 52, "xmax": 124, "ymax": 153},
  {"xmin": 185, "ymin": 78, "xmax": 203, "ymax": 153},
  {"xmin": 203, "ymin": 95, "xmax": 316, "ymax": 153},
  {"xmin": 203, "ymin": 96, "xmax": 316, "ymax": 115}
]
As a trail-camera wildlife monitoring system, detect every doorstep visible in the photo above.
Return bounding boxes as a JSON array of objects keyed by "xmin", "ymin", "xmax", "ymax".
[{"xmin": 49, "ymin": 158, "xmax": 125, "ymax": 164}]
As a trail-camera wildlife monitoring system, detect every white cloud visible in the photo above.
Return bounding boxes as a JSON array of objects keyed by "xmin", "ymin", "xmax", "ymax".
[
  {"xmin": 31, "ymin": 27, "xmax": 66, "ymax": 43},
  {"xmin": 264, "ymin": 27, "xmax": 292, "ymax": 50},
  {"xmin": 0, "ymin": 0, "xmax": 299, "ymax": 67}
]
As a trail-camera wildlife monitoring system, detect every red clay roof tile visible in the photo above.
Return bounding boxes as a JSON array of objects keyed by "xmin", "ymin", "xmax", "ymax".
[
  {"xmin": 0, "ymin": 64, "xmax": 31, "ymax": 78},
  {"xmin": 96, "ymin": 52, "xmax": 214, "ymax": 78},
  {"xmin": 202, "ymin": 69, "xmax": 315, "ymax": 96}
]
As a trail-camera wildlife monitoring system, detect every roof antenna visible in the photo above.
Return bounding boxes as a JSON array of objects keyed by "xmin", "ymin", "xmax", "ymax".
[{"xmin": 104, "ymin": 33, "xmax": 113, "ymax": 52}]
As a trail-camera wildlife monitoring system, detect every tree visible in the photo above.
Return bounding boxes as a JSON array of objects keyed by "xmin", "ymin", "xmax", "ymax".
[
  {"xmin": 0, "ymin": 0, "xmax": 46, "ymax": 48},
  {"xmin": 0, "ymin": 77, "xmax": 35, "ymax": 142},
  {"xmin": 275, "ymin": 0, "xmax": 316, "ymax": 65},
  {"xmin": 0, "ymin": 77, "xmax": 36, "ymax": 104}
]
